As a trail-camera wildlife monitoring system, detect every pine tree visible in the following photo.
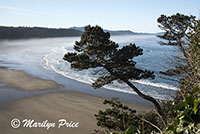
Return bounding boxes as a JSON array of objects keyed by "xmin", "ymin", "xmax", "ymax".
[{"xmin": 63, "ymin": 25, "xmax": 164, "ymax": 117}]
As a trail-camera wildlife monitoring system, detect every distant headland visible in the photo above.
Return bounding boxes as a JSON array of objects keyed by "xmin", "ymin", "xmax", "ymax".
[{"xmin": 0, "ymin": 26, "xmax": 156, "ymax": 40}]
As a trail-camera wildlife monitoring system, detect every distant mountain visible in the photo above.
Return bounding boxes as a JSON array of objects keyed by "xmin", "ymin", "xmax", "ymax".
[
  {"xmin": 70, "ymin": 26, "xmax": 85, "ymax": 32},
  {"xmin": 70, "ymin": 26, "xmax": 153, "ymax": 36},
  {"xmin": 155, "ymin": 32, "xmax": 164, "ymax": 35},
  {"xmin": 0, "ymin": 26, "xmax": 83, "ymax": 40},
  {"xmin": 0, "ymin": 25, "xmax": 157, "ymax": 40},
  {"xmin": 104, "ymin": 29, "xmax": 137, "ymax": 35}
]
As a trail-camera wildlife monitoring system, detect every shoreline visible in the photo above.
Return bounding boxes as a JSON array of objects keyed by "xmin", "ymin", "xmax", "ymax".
[
  {"xmin": 0, "ymin": 67, "xmax": 154, "ymax": 106},
  {"xmin": 0, "ymin": 68, "xmax": 64, "ymax": 91},
  {"xmin": 0, "ymin": 67, "xmax": 153, "ymax": 133},
  {"xmin": 0, "ymin": 90, "xmax": 152, "ymax": 134}
]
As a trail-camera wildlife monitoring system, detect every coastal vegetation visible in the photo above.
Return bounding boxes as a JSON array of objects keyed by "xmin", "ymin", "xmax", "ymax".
[
  {"xmin": 70, "ymin": 26, "xmax": 151, "ymax": 36},
  {"xmin": 0, "ymin": 26, "xmax": 82, "ymax": 39},
  {"xmin": 157, "ymin": 13, "xmax": 200, "ymax": 102},
  {"xmin": 0, "ymin": 26, "xmax": 151, "ymax": 40},
  {"xmin": 63, "ymin": 25, "xmax": 164, "ymax": 118},
  {"xmin": 64, "ymin": 13, "xmax": 200, "ymax": 133}
]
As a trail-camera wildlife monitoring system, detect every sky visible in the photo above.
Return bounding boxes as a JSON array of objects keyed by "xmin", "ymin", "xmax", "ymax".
[{"xmin": 0, "ymin": 0, "xmax": 199, "ymax": 33}]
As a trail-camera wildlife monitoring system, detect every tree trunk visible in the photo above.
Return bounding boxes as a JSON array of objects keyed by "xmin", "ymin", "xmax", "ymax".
[
  {"xmin": 122, "ymin": 79, "xmax": 164, "ymax": 117},
  {"xmin": 104, "ymin": 65, "xmax": 166, "ymax": 122}
]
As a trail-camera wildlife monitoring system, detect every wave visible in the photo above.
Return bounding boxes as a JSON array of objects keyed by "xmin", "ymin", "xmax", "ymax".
[
  {"xmin": 41, "ymin": 46, "xmax": 178, "ymax": 100},
  {"xmin": 133, "ymin": 80, "xmax": 179, "ymax": 91}
]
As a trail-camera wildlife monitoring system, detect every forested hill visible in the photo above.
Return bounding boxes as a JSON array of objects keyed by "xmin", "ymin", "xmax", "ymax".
[
  {"xmin": 0, "ymin": 26, "xmax": 155, "ymax": 40},
  {"xmin": 0, "ymin": 26, "xmax": 83, "ymax": 39}
]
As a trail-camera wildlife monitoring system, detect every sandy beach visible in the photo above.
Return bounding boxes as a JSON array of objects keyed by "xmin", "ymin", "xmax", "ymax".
[
  {"xmin": 0, "ymin": 68, "xmax": 153, "ymax": 134},
  {"xmin": 0, "ymin": 68, "xmax": 64, "ymax": 91}
]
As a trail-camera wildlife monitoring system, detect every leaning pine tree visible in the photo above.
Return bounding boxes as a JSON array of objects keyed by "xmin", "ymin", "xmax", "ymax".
[{"xmin": 63, "ymin": 25, "xmax": 163, "ymax": 117}]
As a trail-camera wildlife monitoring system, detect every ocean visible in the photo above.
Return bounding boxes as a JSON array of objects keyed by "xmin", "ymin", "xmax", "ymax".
[{"xmin": 0, "ymin": 35, "xmax": 180, "ymax": 100}]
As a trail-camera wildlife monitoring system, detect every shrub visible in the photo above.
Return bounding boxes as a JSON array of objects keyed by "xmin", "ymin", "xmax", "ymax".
[
  {"xmin": 94, "ymin": 99, "xmax": 164, "ymax": 134},
  {"xmin": 167, "ymin": 86, "xmax": 200, "ymax": 134}
]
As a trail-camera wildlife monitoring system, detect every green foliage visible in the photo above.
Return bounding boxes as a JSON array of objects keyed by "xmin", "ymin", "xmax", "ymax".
[
  {"xmin": 158, "ymin": 14, "xmax": 200, "ymax": 134},
  {"xmin": 157, "ymin": 13, "xmax": 196, "ymax": 78},
  {"xmin": 95, "ymin": 99, "xmax": 138, "ymax": 132},
  {"xmin": 63, "ymin": 25, "xmax": 164, "ymax": 116},
  {"xmin": 123, "ymin": 126, "xmax": 139, "ymax": 134},
  {"xmin": 157, "ymin": 13, "xmax": 195, "ymax": 47},
  {"xmin": 158, "ymin": 13, "xmax": 200, "ymax": 103},
  {"xmin": 185, "ymin": 20, "xmax": 200, "ymax": 89},
  {"xmin": 159, "ymin": 66, "xmax": 184, "ymax": 76},
  {"xmin": 63, "ymin": 25, "xmax": 154, "ymax": 88},
  {"xmin": 94, "ymin": 99, "xmax": 164, "ymax": 134},
  {"xmin": 108, "ymin": 126, "xmax": 139, "ymax": 134},
  {"xmin": 167, "ymin": 87, "xmax": 200, "ymax": 134},
  {"xmin": 93, "ymin": 13, "xmax": 200, "ymax": 134},
  {"xmin": 177, "ymin": 20, "xmax": 200, "ymax": 100},
  {"xmin": 0, "ymin": 26, "xmax": 82, "ymax": 39}
]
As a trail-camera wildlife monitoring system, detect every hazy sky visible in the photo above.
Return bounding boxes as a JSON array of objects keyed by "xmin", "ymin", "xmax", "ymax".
[{"xmin": 0, "ymin": 0, "xmax": 199, "ymax": 33}]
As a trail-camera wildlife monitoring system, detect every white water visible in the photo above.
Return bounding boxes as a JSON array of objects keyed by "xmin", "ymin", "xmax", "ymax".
[{"xmin": 0, "ymin": 35, "xmax": 180, "ymax": 100}]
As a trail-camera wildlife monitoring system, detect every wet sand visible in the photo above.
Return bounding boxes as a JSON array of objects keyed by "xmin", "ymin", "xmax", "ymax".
[
  {"xmin": 0, "ymin": 68, "xmax": 153, "ymax": 134},
  {"xmin": 0, "ymin": 68, "xmax": 63, "ymax": 91}
]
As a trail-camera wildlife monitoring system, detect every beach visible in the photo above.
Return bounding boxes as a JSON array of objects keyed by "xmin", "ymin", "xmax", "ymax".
[
  {"xmin": 0, "ymin": 68, "xmax": 153, "ymax": 134},
  {"xmin": 0, "ymin": 68, "xmax": 63, "ymax": 91}
]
